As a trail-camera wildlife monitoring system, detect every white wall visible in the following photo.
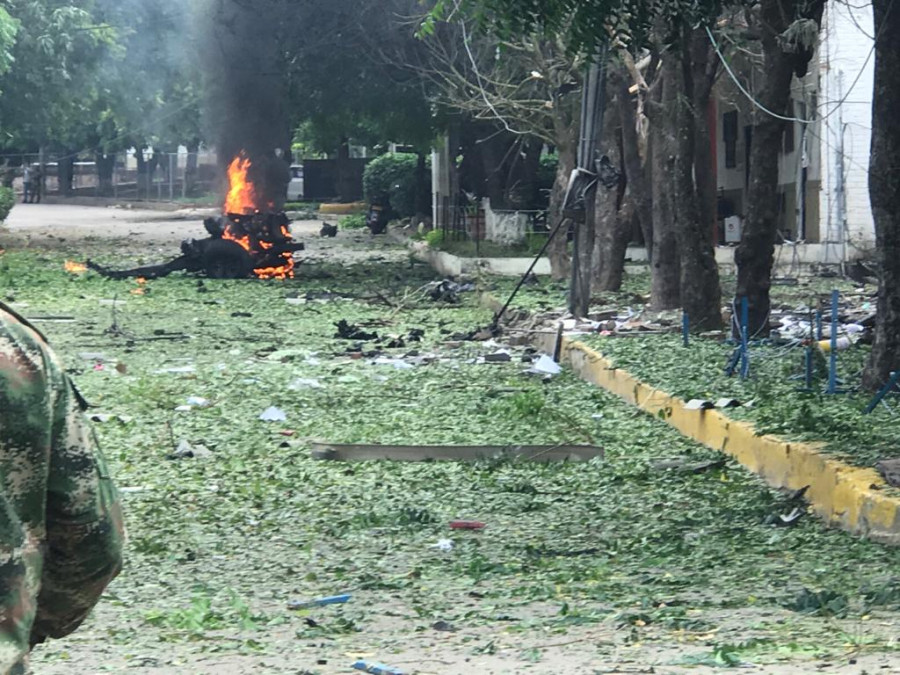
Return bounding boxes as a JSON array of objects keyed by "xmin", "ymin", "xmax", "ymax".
[{"xmin": 818, "ymin": 0, "xmax": 876, "ymax": 256}]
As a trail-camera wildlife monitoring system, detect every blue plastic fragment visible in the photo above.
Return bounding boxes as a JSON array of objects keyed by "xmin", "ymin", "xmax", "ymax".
[
  {"xmin": 287, "ymin": 593, "xmax": 351, "ymax": 610},
  {"xmin": 352, "ymin": 660, "xmax": 405, "ymax": 675}
]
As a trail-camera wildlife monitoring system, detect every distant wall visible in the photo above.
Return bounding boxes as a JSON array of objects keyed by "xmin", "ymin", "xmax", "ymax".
[{"xmin": 303, "ymin": 158, "xmax": 369, "ymax": 202}]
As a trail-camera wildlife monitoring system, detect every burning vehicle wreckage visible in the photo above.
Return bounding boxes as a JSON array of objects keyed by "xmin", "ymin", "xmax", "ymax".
[{"xmin": 88, "ymin": 155, "xmax": 304, "ymax": 281}]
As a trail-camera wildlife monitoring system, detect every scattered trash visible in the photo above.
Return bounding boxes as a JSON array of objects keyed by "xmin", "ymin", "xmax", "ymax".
[
  {"xmin": 528, "ymin": 354, "xmax": 562, "ymax": 376},
  {"xmin": 371, "ymin": 357, "xmax": 414, "ymax": 370},
  {"xmin": 483, "ymin": 350, "xmax": 512, "ymax": 363},
  {"xmin": 352, "ymin": 661, "xmax": 405, "ymax": 675},
  {"xmin": 427, "ymin": 279, "xmax": 472, "ymax": 304},
  {"xmin": 335, "ymin": 319, "xmax": 378, "ymax": 341},
  {"xmin": 320, "ymin": 222, "xmax": 338, "ymax": 237},
  {"xmin": 767, "ymin": 506, "xmax": 805, "ymax": 527},
  {"xmin": 715, "ymin": 398, "xmax": 740, "ymax": 408},
  {"xmin": 287, "ymin": 593, "xmax": 352, "ymax": 610},
  {"xmin": 311, "ymin": 442, "xmax": 603, "ymax": 462},
  {"xmin": 89, "ymin": 414, "xmax": 132, "ymax": 424},
  {"xmin": 449, "ymin": 520, "xmax": 485, "ymax": 530},
  {"xmin": 288, "ymin": 377, "xmax": 324, "ymax": 390},
  {"xmin": 259, "ymin": 406, "xmax": 287, "ymax": 422},
  {"xmin": 817, "ymin": 336, "xmax": 854, "ymax": 353},
  {"xmin": 875, "ymin": 458, "xmax": 900, "ymax": 487},
  {"xmin": 431, "ymin": 539, "xmax": 454, "ymax": 552},
  {"xmin": 431, "ymin": 620, "xmax": 457, "ymax": 632},
  {"xmin": 285, "ymin": 297, "xmax": 307, "ymax": 306},
  {"xmin": 174, "ymin": 405, "xmax": 194, "ymax": 412},
  {"xmin": 78, "ymin": 352, "xmax": 107, "ymax": 362},
  {"xmin": 651, "ymin": 458, "xmax": 726, "ymax": 474},
  {"xmin": 168, "ymin": 440, "xmax": 213, "ymax": 461},
  {"xmin": 154, "ymin": 365, "xmax": 196, "ymax": 375},
  {"xmin": 684, "ymin": 399, "xmax": 714, "ymax": 411},
  {"xmin": 186, "ymin": 396, "xmax": 212, "ymax": 408}
]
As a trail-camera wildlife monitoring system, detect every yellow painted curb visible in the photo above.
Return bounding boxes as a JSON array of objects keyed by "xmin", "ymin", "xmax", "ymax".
[
  {"xmin": 319, "ymin": 202, "xmax": 366, "ymax": 215},
  {"xmin": 535, "ymin": 333, "xmax": 900, "ymax": 545}
]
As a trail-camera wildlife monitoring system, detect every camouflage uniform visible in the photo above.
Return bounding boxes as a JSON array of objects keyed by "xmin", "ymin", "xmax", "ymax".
[{"xmin": 0, "ymin": 305, "xmax": 124, "ymax": 674}]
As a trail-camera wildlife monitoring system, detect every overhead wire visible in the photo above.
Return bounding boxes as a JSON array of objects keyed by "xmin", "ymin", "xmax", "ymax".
[{"xmin": 705, "ymin": 0, "xmax": 895, "ymax": 125}]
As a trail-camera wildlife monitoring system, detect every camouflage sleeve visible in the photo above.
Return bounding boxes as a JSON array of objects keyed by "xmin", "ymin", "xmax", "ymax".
[{"xmin": 28, "ymin": 347, "xmax": 125, "ymax": 641}]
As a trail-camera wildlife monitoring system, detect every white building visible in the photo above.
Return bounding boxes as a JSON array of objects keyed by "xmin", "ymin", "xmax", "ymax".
[{"xmin": 713, "ymin": 1, "xmax": 876, "ymax": 265}]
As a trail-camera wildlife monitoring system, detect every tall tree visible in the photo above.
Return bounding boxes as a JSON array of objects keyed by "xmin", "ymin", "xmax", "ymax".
[
  {"xmin": 861, "ymin": 0, "xmax": 900, "ymax": 390},
  {"xmin": 0, "ymin": 0, "xmax": 117, "ymax": 153},
  {"xmin": 733, "ymin": 0, "xmax": 825, "ymax": 335},
  {"xmin": 412, "ymin": 19, "xmax": 583, "ymax": 278}
]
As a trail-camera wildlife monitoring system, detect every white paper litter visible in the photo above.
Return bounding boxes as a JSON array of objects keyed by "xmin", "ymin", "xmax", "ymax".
[
  {"xmin": 528, "ymin": 354, "xmax": 562, "ymax": 376},
  {"xmin": 289, "ymin": 377, "xmax": 324, "ymax": 390},
  {"xmin": 259, "ymin": 406, "xmax": 287, "ymax": 422},
  {"xmin": 372, "ymin": 357, "xmax": 414, "ymax": 370}
]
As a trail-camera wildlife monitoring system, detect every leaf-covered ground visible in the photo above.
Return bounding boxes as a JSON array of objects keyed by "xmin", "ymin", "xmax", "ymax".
[
  {"xmin": 486, "ymin": 267, "xmax": 896, "ymax": 474},
  {"xmin": 1, "ymin": 213, "xmax": 898, "ymax": 674}
]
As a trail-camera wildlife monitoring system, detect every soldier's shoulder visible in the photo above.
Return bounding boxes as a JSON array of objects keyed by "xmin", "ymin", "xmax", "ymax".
[{"xmin": 0, "ymin": 305, "xmax": 55, "ymax": 373}]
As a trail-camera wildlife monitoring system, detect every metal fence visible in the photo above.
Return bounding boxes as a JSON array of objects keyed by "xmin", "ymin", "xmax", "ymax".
[
  {"xmin": 0, "ymin": 150, "xmax": 220, "ymax": 202},
  {"xmin": 435, "ymin": 194, "xmax": 550, "ymax": 255}
]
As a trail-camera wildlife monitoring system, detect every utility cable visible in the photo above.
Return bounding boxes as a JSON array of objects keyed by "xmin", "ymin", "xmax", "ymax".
[{"xmin": 705, "ymin": 0, "xmax": 895, "ymax": 126}]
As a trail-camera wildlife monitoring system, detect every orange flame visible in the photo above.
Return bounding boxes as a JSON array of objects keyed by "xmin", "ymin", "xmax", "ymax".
[
  {"xmin": 225, "ymin": 154, "xmax": 258, "ymax": 214},
  {"xmin": 221, "ymin": 153, "xmax": 296, "ymax": 279},
  {"xmin": 65, "ymin": 260, "xmax": 87, "ymax": 274}
]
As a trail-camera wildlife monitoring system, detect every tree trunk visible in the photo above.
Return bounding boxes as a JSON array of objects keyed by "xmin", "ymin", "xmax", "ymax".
[
  {"xmin": 862, "ymin": 0, "xmax": 900, "ymax": 390},
  {"xmin": 95, "ymin": 153, "xmax": 115, "ymax": 196},
  {"xmin": 593, "ymin": 87, "xmax": 631, "ymax": 292},
  {"xmin": 734, "ymin": 0, "xmax": 825, "ymax": 336},
  {"xmin": 674, "ymin": 30, "xmax": 722, "ymax": 331},
  {"xmin": 613, "ymin": 65, "xmax": 653, "ymax": 261},
  {"xmin": 547, "ymin": 140, "xmax": 575, "ymax": 281},
  {"xmin": 691, "ymin": 31, "xmax": 718, "ymax": 252},
  {"xmin": 58, "ymin": 154, "xmax": 75, "ymax": 196},
  {"xmin": 514, "ymin": 138, "xmax": 543, "ymax": 209},
  {"xmin": 648, "ymin": 56, "xmax": 680, "ymax": 309}
]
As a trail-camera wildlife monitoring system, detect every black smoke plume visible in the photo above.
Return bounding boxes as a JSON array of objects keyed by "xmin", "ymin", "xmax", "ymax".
[{"xmin": 196, "ymin": 0, "xmax": 291, "ymax": 210}]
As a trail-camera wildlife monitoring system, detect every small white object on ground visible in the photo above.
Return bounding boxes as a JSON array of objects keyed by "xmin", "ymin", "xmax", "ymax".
[
  {"xmin": 259, "ymin": 406, "xmax": 287, "ymax": 422},
  {"xmin": 529, "ymin": 354, "xmax": 562, "ymax": 376}
]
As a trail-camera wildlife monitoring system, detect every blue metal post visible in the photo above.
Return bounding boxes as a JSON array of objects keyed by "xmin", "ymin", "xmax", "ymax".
[
  {"xmin": 804, "ymin": 346, "xmax": 813, "ymax": 389},
  {"xmin": 740, "ymin": 297, "xmax": 750, "ymax": 379},
  {"xmin": 815, "ymin": 310, "xmax": 823, "ymax": 341},
  {"xmin": 827, "ymin": 290, "xmax": 838, "ymax": 394},
  {"xmin": 682, "ymin": 312, "xmax": 689, "ymax": 347},
  {"xmin": 864, "ymin": 371, "xmax": 900, "ymax": 414}
]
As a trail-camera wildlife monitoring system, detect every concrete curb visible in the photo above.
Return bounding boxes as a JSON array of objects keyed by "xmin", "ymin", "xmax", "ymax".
[
  {"xmin": 534, "ymin": 333, "xmax": 900, "ymax": 545},
  {"xmin": 319, "ymin": 202, "xmax": 366, "ymax": 215}
]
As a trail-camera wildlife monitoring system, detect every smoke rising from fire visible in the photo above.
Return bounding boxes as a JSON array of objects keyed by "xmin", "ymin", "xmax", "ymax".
[{"xmin": 195, "ymin": 0, "xmax": 291, "ymax": 210}]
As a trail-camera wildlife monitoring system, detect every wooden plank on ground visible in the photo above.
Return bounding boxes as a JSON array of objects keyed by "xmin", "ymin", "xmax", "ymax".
[{"xmin": 310, "ymin": 442, "xmax": 603, "ymax": 463}]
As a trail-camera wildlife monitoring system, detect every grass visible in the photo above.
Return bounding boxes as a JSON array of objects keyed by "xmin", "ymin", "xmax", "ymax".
[
  {"xmin": 0, "ymin": 246, "xmax": 897, "ymax": 672},
  {"xmin": 491, "ymin": 270, "xmax": 895, "ymax": 476}
]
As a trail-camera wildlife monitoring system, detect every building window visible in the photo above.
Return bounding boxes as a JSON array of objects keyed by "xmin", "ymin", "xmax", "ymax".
[
  {"xmin": 783, "ymin": 120, "xmax": 795, "ymax": 154},
  {"xmin": 723, "ymin": 111, "xmax": 738, "ymax": 168}
]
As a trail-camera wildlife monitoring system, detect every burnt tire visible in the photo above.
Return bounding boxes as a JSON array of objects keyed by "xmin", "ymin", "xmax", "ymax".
[{"xmin": 202, "ymin": 239, "xmax": 254, "ymax": 279}]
